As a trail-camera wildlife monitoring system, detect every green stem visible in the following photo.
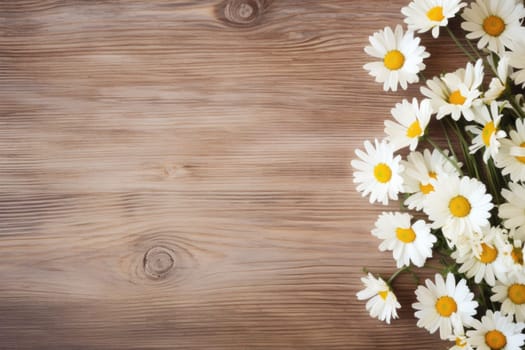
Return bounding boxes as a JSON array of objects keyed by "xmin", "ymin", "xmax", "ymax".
[
  {"xmin": 422, "ymin": 264, "xmax": 444, "ymax": 271},
  {"xmin": 399, "ymin": 198, "xmax": 407, "ymax": 211},
  {"xmin": 476, "ymin": 282, "xmax": 494, "ymax": 312},
  {"xmin": 507, "ymin": 95, "xmax": 525, "ymax": 119},
  {"xmin": 464, "ymin": 35, "xmax": 483, "ymax": 60},
  {"xmin": 446, "ymin": 26, "xmax": 476, "ymax": 62},
  {"xmin": 440, "ymin": 120, "xmax": 461, "ymax": 171},
  {"xmin": 426, "ymin": 137, "xmax": 463, "ymax": 175},
  {"xmin": 478, "ymin": 284, "xmax": 487, "ymax": 310},
  {"xmin": 486, "ymin": 158, "xmax": 504, "ymax": 209},
  {"xmin": 463, "ymin": 36, "xmax": 501, "ymax": 79},
  {"xmin": 483, "ymin": 160, "xmax": 500, "ymax": 206},
  {"xmin": 387, "ymin": 266, "xmax": 410, "ymax": 285},
  {"xmin": 484, "ymin": 51, "xmax": 499, "ymax": 77},
  {"xmin": 448, "ymin": 119, "xmax": 480, "ymax": 180}
]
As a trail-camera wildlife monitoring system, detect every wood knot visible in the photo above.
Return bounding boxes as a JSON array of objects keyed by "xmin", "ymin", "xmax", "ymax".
[
  {"xmin": 143, "ymin": 246, "xmax": 175, "ymax": 279},
  {"xmin": 162, "ymin": 163, "xmax": 190, "ymax": 179},
  {"xmin": 217, "ymin": 0, "xmax": 269, "ymax": 27}
]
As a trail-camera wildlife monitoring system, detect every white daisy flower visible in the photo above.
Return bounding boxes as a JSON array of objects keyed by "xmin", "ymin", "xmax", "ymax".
[
  {"xmin": 364, "ymin": 25, "xmax": 430, "ymax": 92},
  {"xmin": 484, "ymin": 55, "xmax": 511, "ymax": 103},
  {"xmin": 491, "ymin": 273, "xmax": 525, "ymax": 323},
  {"xmin": 454, "ymin": 230, "xmax": 485, "ymax": 260},
  {"xmin": 372, "ymin": 212, "xmax": 436, "ymax": 268},
  {"xmin": 461, "ymin": 0, "xmax": 525, "ymax": 54},
  {"xmin": 452, "ymin": 225, "xmax": 509, "ymax": 286},
  {"xmin": 448, "ymin": 332, "xmax": 473, "ymax": 350},
  {"xmin": 423, "ymin": 175, "xmax": 493, "ymax": 247},
  {"xmin": 494, "ymin": 119, "xmax": 525, "ymax": 183},
  {"xmin": 421, "ymin": 59, "xmax": 484, "ymax": 121},
  {"xmin": 385, "ymin": 98, "xmax": 433, "ymax": 151},
  {"xmin": 402, "ymin": 148, "xmax": 461, "ymax": 211},
  {"xmin": 351, "ymin": 139, "xmax": 404, "ymax": 205},
  {"xmin": 502, "ymin": 238, "xmax": 524, "ymax": 274},
  {"xmin": 356, "ymin": 273, "xmax": 401, "ymax": 324},
  {"xmin": 413, "ymin": 273, "xmax": 478, "ymax": 340},
  {"xmin": 509, "ymin": 39, "xmax": 525, "ymax": 87},
  {"xmin": 467, "ymin": 310, "xmax": 525, "ymax": 350},
  {"xmin": 401, "ymin": 0, "xmax": 467, "ymax": 38},
  {"xmin": 466, "ymin": 101, "xmax": 506, "ymax": 163},
  {"xmin": 499, "ymin": 182, "xmax": 525, "ymax": 241}
]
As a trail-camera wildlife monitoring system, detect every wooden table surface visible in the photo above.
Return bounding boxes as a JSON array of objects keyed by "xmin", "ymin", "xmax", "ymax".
[{"xmin": 1, "ymin": 0, "xmax": 465, "ymax": 348}]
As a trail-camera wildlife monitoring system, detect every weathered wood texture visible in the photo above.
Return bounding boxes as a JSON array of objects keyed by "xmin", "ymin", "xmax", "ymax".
[{"xmin": 0, "ymin": 0, "xmax": 465, "ymax": 348}]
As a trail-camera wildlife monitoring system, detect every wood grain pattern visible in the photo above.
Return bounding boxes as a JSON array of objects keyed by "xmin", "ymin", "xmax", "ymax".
[{"xmin": 1, "ymin": 0, "xmax": 465, "ymax": 348}]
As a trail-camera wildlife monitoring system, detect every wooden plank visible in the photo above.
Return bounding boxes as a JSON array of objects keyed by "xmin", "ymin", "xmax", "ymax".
[{"xmin": 0, "ymin": 0, "xmax": 463, "ymax": 348}]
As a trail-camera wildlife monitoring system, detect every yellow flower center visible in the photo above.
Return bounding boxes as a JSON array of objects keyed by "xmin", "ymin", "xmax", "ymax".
[
  {"xmin": 479, "ymin": 243, "xmax": 498, "ymax": 264},
  {"xmin": 482, "ymin": 121, "xmax": 496, "ymax": 146},
  {"xmin": 455, "ymin": 337, "xmax": 467, "ymax": 348},
  {"xmin": 483, "ymin": 15, "xmax": 505, "ymax": 37},
  {"xmin": 396, "ymin": 227, "xmax": 416, "ymax": 243},
  {"xmin": 485, "ymin": 330, "xmax": 507, "ymax": 350},
  {"xmin": 449, "ymin": 195, "xmax": 471, "ymax": 217},
  {"xmin": 508, "ymin": 284, "xmax": 525, "ymax": 305},
  {"xmin": 378, "ymin": 290, "xmax": 389, "ymax": 300},
  {"xmin": 384, "ymin": 50, "xmax": 405, "ymax": 71},
  {"xmin": 374, "ymin": 163, "xmax": 392, "ymax": 183},
  {"xmin": 419, "ymin": 182, "xmax": 434, "ymax": 194},
  {"xmin": 406, "ymin": 120, "xmax": 423, "ymax": 138},
  {"xmin": 435, "ymin": 296, "xmax": 457, "ymax": 317},
  {"xmin": 512, "ymin": 247, "xmax": 524, "ymax": 265},
  {"xmin": 515, "ymin": 142, "xmax": 525, "ymax": 164},
  {"xmin": 427, "ymin": 6, "xmax": 445, "ymax": 21},
  {"xmin": 419, "ymin": 171, "xmax": 437, "ymax": 194},
  {"xmin": 449, "ymin": 90, "xmax": 467, "ymax": 105}
]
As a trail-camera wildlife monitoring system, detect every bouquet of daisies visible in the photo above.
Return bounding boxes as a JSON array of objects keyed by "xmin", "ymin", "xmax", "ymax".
[{"xmin": 353, "ymin": 0, "xmax": 525, "ymax": 349}]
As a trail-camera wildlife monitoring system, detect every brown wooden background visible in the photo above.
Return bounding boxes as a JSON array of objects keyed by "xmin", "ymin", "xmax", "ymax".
[{"xmin": 1, "ymin": 0, "xmax": 465, "ymax": 349}]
